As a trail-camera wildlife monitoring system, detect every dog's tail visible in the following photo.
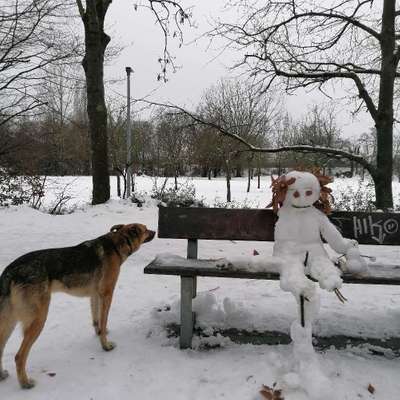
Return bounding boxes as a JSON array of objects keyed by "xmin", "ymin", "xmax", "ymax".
[
  {"xmin": 0, "ymin": 271, "xmax": 15, "ymax": 379},
  {"xmin": 0, "ymin": 271, "xmax": 11, "ymax": 310}
]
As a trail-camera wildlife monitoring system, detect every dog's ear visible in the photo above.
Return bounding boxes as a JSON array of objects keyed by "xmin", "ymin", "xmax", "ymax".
[
  {"xmin": 110, "ymin": 224, "xmax": 124, "ymax": 233},
  {"xmin": 128, "ymin": 225, "xmax": 141, "ymax": 237}
]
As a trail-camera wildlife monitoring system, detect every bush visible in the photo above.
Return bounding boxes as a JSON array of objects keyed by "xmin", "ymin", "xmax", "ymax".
[
  {"xmin": 130, "ymin": 191, "xmax": 147, "ymax": 207},
  {"xmin": 212, "ymin": 198, "xmax": 257, "ymax": 209},
  {"xmin": 333, "ymin": 178, "xmax": 376, "ymax": 212},
  {"xmin": 0, "ymin": 169, "xmax": 45, "ymax": 208},
  {"xmin": 151, "ymin": 178, "xmax": 205, "ymax": 208}
]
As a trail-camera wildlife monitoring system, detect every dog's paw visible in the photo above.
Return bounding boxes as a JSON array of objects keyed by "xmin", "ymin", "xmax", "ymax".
[
  {"xmin": 0, "ymin": 370, "xmax": 9, "ymax": 381},
  {"xmin": 102, "ymin": 341, "xmax": 116, "ymax": 352},
  {"xmin": 20, "ymin": 378, "xmax": 36, "ymax": 389}
]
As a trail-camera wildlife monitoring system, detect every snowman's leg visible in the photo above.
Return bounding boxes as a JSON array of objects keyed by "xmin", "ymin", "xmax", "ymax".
[
  {"xmin": 308, "ymin": 257, "xmax": 343, "ymax": 291},
  {"xmin": 279, "ymin": 259, "xmax": 315, "ymax": 298}
]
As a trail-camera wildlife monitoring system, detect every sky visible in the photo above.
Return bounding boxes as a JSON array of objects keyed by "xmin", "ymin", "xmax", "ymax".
[{"xmin": 103, "ymin": 0, "xmax": 375, "ymax": 138}]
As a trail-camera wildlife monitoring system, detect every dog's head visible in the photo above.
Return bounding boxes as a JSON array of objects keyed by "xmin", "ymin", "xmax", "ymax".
[{"xmin": 109, "ymin": 223, "xmax": 155, "ymax": 257}]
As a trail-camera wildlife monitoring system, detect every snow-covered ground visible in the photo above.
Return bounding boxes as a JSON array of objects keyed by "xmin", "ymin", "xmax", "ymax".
[{"xmin": 0, "ymin": 176, "xmax": 399, "ymax": 399}]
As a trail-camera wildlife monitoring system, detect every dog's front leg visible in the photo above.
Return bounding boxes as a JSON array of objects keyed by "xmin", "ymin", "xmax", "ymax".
[
  {"xmin": 90, "ymin": 294, "xmax": 100, "ymax": 335},
  {"xmin": 98, "ymin": 293, "xmax": 115, "ymax": 351}
]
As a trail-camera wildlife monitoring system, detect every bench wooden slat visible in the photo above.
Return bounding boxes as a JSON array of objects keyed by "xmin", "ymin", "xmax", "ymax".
[
  {"xmin": 158, "ymin": 207, "xmax": 400, "ymax": 246},
  {"xmin": 158, "ymin": 207, "xmax": 276, "ymax": 241},
  {"xmin": 144, "ymin": 257, "xmax": 400, "ymax": 285}
]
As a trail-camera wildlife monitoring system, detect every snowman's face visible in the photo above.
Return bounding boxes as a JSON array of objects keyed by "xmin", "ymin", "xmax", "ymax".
[{"xmin": 284, "ymin": 171, "xmax": 320, "ymax": 208}]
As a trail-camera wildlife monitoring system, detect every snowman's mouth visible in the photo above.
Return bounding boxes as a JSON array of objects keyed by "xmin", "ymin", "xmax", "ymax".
[{"xmin": 292, "ymin": 205, "xmax": 312, "ymax": 209}]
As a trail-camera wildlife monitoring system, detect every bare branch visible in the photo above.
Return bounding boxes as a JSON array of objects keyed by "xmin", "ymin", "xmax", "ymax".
[
  {"xmin": 136, "ymin": 98, "xmax": 377, "ymax": 177},
  {"xmin": 135, "ymin": 0, "xmax": 192, "ymax": 82},
  {"xmin": 262, "ymin": 55, "xmax": 379, "ymax": 122}
]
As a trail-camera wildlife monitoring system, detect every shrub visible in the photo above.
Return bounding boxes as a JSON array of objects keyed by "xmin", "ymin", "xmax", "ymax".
[
  {"xmin": 212, "ymin": 198, "xmax": 257, "ymax": 209},
  {"xmin": 130, "ymin": 191, "xmax": 147, "ymax": 207},
  {"xmin": 333, "ymin": 178, "xmax": 376, "ymax": 212},
  {"xmin": 151, "ymin": 178, "xmax": 205, "ymax": 208},
  {"xmin": 0, "ymin": 168, "xmax": 45, "ymax": 208}
]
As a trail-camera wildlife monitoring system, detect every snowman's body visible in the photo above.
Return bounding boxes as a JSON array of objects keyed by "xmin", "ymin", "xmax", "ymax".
[{"xmin": 272, "ymin": 171, "xmax": 363, "ymax": 298}]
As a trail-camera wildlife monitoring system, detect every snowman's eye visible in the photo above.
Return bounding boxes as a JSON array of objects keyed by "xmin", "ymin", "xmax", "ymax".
[
  {"xmin": 306, "ymin": 190, "xmax": 313, "ymax": 196},
  {"xmin": 293, "ymin": 190, "xmax": 300, "ymax": 198}
]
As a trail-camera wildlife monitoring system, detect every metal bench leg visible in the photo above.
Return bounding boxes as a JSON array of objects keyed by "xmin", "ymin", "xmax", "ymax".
[{"xmin": 180, "ymin": 276, "xmax": 197, "ymax": 349}]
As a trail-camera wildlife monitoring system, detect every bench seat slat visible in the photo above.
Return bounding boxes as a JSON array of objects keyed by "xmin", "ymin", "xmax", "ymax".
[{"xmin": 144, "ymin": 257, "xmax": 400, "ymax": 285}]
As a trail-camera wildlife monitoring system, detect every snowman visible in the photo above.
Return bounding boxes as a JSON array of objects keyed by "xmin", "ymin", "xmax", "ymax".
[
  {"xmin": 269, "ymin": 170, "xmax": 367, "ymax": 306},
  {"xmin": 263, "ymin": 170, "xmax": 368, "ymax": 399}
]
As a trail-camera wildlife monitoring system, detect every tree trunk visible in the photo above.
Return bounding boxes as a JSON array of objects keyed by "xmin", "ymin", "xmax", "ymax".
[
  {"xmin": 374, "ymin": 0, "xmax": 396, "ymax": 209},
  {"xmin": 80, "ymin": 0, "xmax": 111, "ymax": 205},
  {"xmin": 225, "ymin": 160, "xmax": 231, "ymax": 202},
  {"xmin": 374, "ymin": 123, "xmax": 394, "ymax": 209},
  {"xmin": 349, "ymin": 161, "xmax": 354, "ymax": 177},
  {"xmin": 247, "ymin": 167, "xmax": 251, "ymax": 193},
  {"xmin": 116, "ymin": 172, "xmax": 121, "ymax": 197}
]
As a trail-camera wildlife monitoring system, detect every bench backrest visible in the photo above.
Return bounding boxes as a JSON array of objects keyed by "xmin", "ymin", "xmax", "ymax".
[{"xmin": 158, "ymin": 207, "xmax": 400, "ymax": 246}]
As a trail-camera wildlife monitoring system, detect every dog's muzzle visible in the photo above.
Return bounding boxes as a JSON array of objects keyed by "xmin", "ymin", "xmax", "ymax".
[{"xmin": 145, "ymin": 230, "xmax": 156, "ymax": 243}]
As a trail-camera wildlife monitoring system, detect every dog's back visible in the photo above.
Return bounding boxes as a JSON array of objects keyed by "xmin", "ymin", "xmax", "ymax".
[{"xmin": 0, "ymin": 234, "xmax": 121, "ymax": 294}]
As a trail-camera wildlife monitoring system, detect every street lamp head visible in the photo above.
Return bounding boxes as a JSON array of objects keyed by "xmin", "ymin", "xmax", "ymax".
[{"xmin": 125, "ymin": 66, "xmax": 133, "ymax": 75}]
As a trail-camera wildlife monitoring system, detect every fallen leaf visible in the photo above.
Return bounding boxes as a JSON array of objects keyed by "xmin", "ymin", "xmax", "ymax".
[
  {"xmin": 368, "ymin": 384, "xmax": 375, "ymax": 394},
  {"xmin": 259, "ymin": 384, "xmax": 284, "ymax": 400}
]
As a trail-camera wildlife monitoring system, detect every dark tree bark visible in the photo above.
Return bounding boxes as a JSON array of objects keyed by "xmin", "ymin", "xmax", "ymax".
[
  {"xmin": 77, "ymin": 0, "xmax": 111, "ymax": 205},
  {"xmin": 374, "ymin": 0, "xmax": 396, "ymax": 209},
  {"xmin": 225, "ymin": 160, "xmax": 231, "ymax": 202}
]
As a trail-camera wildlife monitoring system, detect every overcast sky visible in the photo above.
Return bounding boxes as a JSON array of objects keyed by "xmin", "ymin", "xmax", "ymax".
[{"xmin": 104, "ymin": 0, "xmax": 374, "ymax": 138}]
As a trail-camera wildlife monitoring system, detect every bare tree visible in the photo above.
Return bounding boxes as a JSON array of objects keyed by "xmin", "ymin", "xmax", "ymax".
[
  {"xmin": 155, "ymin": 110, "xmax": 191, "ymax": 189},
  {"xmin": 199, "ymin": 79, "xmax": 280, "ymax": 201},
  {"xmin": 212, "ymin": 0, "xmax": 400, "ymax": 209},
  {"xmin": 75, "ymin": 0, "xmax": 191, "ymax": 204},
  {"xmin": 0, "ymin": 1, "xmax": 79, "ymax": 128}
]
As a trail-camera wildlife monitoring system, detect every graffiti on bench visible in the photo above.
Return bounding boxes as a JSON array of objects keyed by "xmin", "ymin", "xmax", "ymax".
[{"xmin": 331, "ymin": 212, "xmax": 400, "ymax": 245}]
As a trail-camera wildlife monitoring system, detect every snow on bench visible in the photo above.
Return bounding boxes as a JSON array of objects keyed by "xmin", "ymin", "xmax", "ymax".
[{"xmin": 146, "ymin": 253, "xmax": 400, "ymax": 284}]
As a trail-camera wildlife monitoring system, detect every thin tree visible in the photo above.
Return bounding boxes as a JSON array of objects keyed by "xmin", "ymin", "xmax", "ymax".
[
  {"xmin": 0, "ymin": 0, "xmax": 79, "ymax": 158},
  {"xmin": 212, "ymin": 0, "xmax": 400, "ymax": 209},
  {"xmin": 75, "ymin": 0, "xmax": 190, "ymax": 204},
  {"xmin": 199, "ymin": 79, "xmax": 279, "ymax": 202}
]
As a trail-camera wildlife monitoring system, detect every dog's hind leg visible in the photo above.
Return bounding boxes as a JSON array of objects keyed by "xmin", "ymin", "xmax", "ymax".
[
  {"xmin": 0, "ymin": 300, "xmax": 16, "ymax": 381},
  {"xmin": 14, "ymin": 290, "xmax": 50, "ymax": 389}
]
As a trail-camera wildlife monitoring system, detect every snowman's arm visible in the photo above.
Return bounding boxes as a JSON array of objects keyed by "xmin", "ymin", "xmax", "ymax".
[{"xmin": 319, "ymin": 214, "xmax": 354, "ymax": 254}]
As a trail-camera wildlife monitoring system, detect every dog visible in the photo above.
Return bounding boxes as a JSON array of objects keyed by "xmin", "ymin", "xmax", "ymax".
[{"xmin": 0, "ymin": 223, "xmax": 155, "ymax": 389}]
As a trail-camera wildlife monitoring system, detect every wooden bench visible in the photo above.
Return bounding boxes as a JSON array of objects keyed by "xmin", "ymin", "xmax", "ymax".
[{"xmin": 144, "ymin": 207, "xmax": 400, "ymax": 348}]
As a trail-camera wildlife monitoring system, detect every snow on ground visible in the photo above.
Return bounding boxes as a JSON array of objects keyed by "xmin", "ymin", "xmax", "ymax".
[{"xmin": 0, "ymin": 176, "xmax": 399, "ymax": 399}]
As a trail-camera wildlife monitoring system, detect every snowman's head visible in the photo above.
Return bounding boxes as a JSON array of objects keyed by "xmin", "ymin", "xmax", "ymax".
[
  {"xmin": 283, "ymin": 171, "xmax": 320, "ymax": 208},
  {"xmin": 268, "ymin": 170, "xmax": 333, "ymax": 214}
]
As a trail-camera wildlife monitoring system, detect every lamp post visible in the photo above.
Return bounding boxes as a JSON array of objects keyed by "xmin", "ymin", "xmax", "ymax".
[{"xmin": 125, "ymin": 66, "xmax": 133, "ymax": 198}]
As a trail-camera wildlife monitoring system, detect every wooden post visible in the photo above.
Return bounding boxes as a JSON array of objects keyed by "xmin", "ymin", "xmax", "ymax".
[
  {"xmin": 300, "ymin": 295, "xmax": 305, "ymax": 327},
  {"xmin": 300, "ymin": 251, "xmax": 309, "ymax": 328},
  {"xmin": 179, "ymin": 239, "xmax": 198, "ymax": 349},
  {"xmin": 180, "ymin": 276, "xmax": 196, "ymax": 349}
]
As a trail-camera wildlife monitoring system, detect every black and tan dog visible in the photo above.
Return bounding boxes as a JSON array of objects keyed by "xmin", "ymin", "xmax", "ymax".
[{"xmin": 0, "ymin": 223, "xmax": 155, "ymax": 389}]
